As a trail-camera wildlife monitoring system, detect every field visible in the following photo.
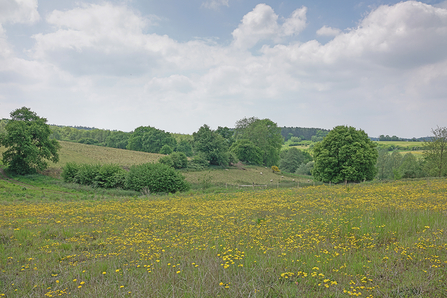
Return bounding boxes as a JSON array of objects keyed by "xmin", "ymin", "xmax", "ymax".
[
  {"xmin": 1, "ymin": 141, "xmax": 312, "ymax": 187},
  {"xmin": 1, "ymin": 175, "xmax": 446, "ymax": 297}
]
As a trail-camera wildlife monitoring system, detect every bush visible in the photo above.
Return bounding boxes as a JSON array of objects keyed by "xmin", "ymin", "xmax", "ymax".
[
  {"xmin": 170, "ymin": 152, "xmax": 188, "ymax": 169},
  {"xmin": 76, "ymin": 164, "xmax": 101, "ymax": 185},
  {"xmin": 158, "ymin": 155, "xmax": 174, "ymax": 167},
  {"xmin": 61, "ymin": 163, "xmax": 126, "ymax": 188},
  {"xmin": 159, "ymin": 145, "xmax": 173, "ymax": 155},
  {"xmin": 188, "ymin": 153, "xmax": 209, "ymax": 170},
  {"xmin": 126, "ymin": 162, "xmax": 189, "ymax": 193},
  {"xmin": 61, "ymin": 162, "xmax": 80, "ymax": 183},
  {"xmin": 95, "ymin": 164, "xmax": 127, "ymax": 188},
  {"xmin": 295, "ymin": 161, "xmax": 314, "ymax": 175}
]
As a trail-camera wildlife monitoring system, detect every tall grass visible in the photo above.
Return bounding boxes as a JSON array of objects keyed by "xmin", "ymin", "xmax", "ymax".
[{"xmin": 1, "ymin": 178, "xmax": 446, "ymax": 297}]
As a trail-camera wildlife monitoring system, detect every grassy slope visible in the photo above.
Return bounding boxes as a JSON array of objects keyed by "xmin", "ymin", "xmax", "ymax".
[
  {"xmin": 0, "ymin": 141, "xmax": 314, "ymax": 186},
  {"xmin": 1, "ymin": 176, "xmax": 446, "ymax": 297}
]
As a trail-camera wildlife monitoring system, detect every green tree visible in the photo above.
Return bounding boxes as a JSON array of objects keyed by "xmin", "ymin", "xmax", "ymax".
[
  {"xmin": 0, "ymin": 107, "xmax": 60, "ymax": 175},
  {"xmin": 230, "ymin": 139, "xmax": 263, "ymax": 165},
  {"xmin": 193, "ymin": 124, "xmax": 229, "ymax": 166},
  {"xmin": 234, "ymin": 117, "xmax": 283, "ymax": 166},
  {"xmin": 159, "ymin": 144, "xmax": 173, "ymax": 155},
  {"xmin": 399, "ymin": 153, "xmax": 424, "ymax": 178},
  {"xmin": 312, "ymin": 126, "xmax": 378, "ymax": 183},
  {"xmin": 176, "ymin": 140, "xmax": 193, "ymax": 157},
  {"xmin": 105, "ymin": 131, "xmax": 130, "ymax": 149},
  {"xmin": 376, "ymin": 148, "xmax": 390, "ymax": 180},
  {"xmin": 423, "ymin": 126, "xmax": 447, "ymax": 177},
  {"xmin": 127, "ymin": 126, "xmax": 176, "ymax": 153},
  {"xmin": 279, "ymin": 147, "xmax": 312, "ymax": 173},
  {"xmin": 170, "ymin": 152, "xmax": 188, "ymax": 169}
]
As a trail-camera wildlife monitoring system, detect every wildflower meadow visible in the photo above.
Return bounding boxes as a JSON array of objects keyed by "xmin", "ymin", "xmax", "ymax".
[{"xmin": 1, "ymin": 178, "xmax": 446, "ymax": 297}]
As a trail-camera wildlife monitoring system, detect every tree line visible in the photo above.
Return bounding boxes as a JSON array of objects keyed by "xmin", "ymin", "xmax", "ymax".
[{"xmin": 1, "ymin": 108, "xmax": 447, "ymax": 193}]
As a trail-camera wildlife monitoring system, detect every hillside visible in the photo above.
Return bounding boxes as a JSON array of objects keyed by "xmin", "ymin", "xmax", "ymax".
[{"xmin": 0, "ymin": 140, "xmax": 311, "ymax": 187}]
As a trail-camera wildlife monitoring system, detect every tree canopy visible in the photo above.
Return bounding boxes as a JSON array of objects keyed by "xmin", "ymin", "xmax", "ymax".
[
  {"xmin": 423, "ymin": 126, "xmax": 447, "ymax": 177},
  {"xmin": 193, "ymin": 124, "xmax": 229, "ymax": 166},
  {"xmin": 279, "ymin": 147, "xmax": 312, "ymax": 173},
  {"xmin": 235, "ymin": 117, "xmax": 283, "ymax": 166},
  {"xmin": 0, "ymin": 107, "xmax": 60, "ymax": 175},
  {"xmin": 312, "ymin": 125, "xmax": 378, "ymax": 183},
  {"xmin": 126, "ymin": 126, "xmax": 176, "ymax": 153}
]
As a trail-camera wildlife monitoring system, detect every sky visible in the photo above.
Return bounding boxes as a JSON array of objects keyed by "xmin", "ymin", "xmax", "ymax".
[{"xmin": 1, "ymin": 0, "xmax": 447, "ymax": 138}]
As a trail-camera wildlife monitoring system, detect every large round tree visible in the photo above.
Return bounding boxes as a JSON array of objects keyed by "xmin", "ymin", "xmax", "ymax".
[
  {"xmin": 312, "ymin": 126, "xmax": 378, "ymax": 183},
  {"xmin": 0, "ymin": 107, "xmax": 60, "ymax": 175}
]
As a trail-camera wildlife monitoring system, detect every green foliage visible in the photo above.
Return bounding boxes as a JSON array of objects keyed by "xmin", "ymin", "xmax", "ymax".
[
  {"xmin": 312, "ymin": 125, "xmax": 378, "ymax": 183},
  {"xmin": 159, "ymin": 144, "xmax": 173, "ymax": 155},
  {"xmin": 279, "ymin": 147, "xmax": 312, "ymax": 173},
  {"xmin": 105, "ymin": 131, "xmax": 130, "ymax": 149},
  {"xmin": 170, "ymin": 152, "xmax": 188, "ymax": 169},
  {"xmin": 423, "ymin": 126, "xmax": 447, "ymax": 177},
  {"xmin": 193, "ymin": 124, "xmax": 229, "ymax": 166},
  {"xmin": 230, "ymin": 139, "xmax": 263, "ymax": 165},
  {"xmin": 0, "ymin": 107, "xmax": 60, "ymax": 175},
  {"xmin": 216, "ymin": 126, "xmax": 235, "ymax": 147},
  {"xmin": 235, "ymin": 117, "xmax": 283, "ymax": 167},
  {"xmin": 226, "ymin": 151, "xmax": 239, "ymax": 165},
  {"xmin": 188, "ymin": 152, "xmax": 209, "ymax": 170},
  {"xmin": 60, "ymin": 162, "xmax": 80, "ymax": 183},
  {"xmin": 61, "ymin": 163, "xmax": 126, "ymax": 188},
  {"xmin": 295, "ymin": 161, "xmax": 314, "ymax": 175},
  {"xmin": 127, "ymin": 126, "xmax": 177, "ymax": 154},
  {"xmin": 126, "ymin": 162, "xmax": 189, "ymax": 193},
  {"xmin": 399, "ymin": 153, "xmax": 423, "ymax": 178},
  {"xmin": 281, "ymin": 126, "xmax": 330, "ymax": 141},
  {"xmin": 158, "ymin": 155, "xmax": 174, "ymax": 167},
  {"xmin": 376, "ymin": 150, "xmax": 426, "ymax": 180},
  {"xmin": 176, "ymin": 140, "xmax": 193, "ymax": 157}
]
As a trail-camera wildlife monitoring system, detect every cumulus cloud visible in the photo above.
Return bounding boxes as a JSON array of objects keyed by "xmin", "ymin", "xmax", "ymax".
[
  {"xmin": 2, "ymin": 1, "xmax": 447, "ymax": 136},
  {"xmin": 282, "ymin": 7, "xmax": 307, "ymax": 36},
  {"xmin": 231, "ymin": 4, "xmax": 307, "ymax": 49},
  {"xmin": 201, "ymin": 0, "xmax": 229, "ymax": 10},
  {"xmin": 316, "ymin": 25, "xmax": 341, "ymax": 36},
  {"xmin": 0, "ymin": 0, "xmax": 40, "ymax": 24}
]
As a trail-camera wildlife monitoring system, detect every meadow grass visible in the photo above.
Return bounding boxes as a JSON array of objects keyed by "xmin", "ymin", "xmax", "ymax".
[
  {"xmin": 374, "ymin": 141, "xmax": 424, "ymax": 148},
  {"xmin": 1, "ymin": 177, "xmax": 446, "ymax": 297}
]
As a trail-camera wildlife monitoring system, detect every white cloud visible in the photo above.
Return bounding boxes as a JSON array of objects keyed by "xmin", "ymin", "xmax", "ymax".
[
  {"xmin": 282, "ymin": 7, "xmax": 307, "ymax": 36},
  {"xmin": 231, "ymin": 4, "xmax": 280, "ymax": 49},
  {"xmin": 0, "ymin": 0, "xmax": 39, "ymax": 24},
  {"xmin": 201, "ymin": 0, "xmax": 229, "ymax": 10},
  {"xmin": 316, "ymin": 25, "xmax": 341, "ymax": 36},
  {"xmin": 231, "ymin": 4, "xmax": 307, "ymax": 49},
  {"xmin": 2, "ymin": 1, "xmax": 447, "ymax": 137}
]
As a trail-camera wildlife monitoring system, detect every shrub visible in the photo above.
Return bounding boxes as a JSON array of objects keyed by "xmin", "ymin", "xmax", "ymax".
[
  {"xmin": 170, "ymin": 152, "xmax": 188, "ymax": 169},
  {"xmin": 159, "ymin": 145, "xmax": 173, "ymax": 155},
  {"xmin": 126, "ymin": 162, "xmax": 189, "ymax": 193},
  {"xmin": 158, "ymin": 155, "xmax": 174, "ymax": 167},
  {"xmin": 295, "ymin": 161, "xmax": 314, "ymax": 175},
  {"xmin": 61, "ymin": 163, "xmax": 126, "ymax": 188},
  {"xmin": 188, "ymin": 153, "xmax": 209, "ymax": 170},
  {"xmin": 95, "ymin": 164, "xmax": 127, "ymax": 188},
  {"xmin": 76, "ymin": 164, "xmax": 101, "ymax": 185},
  {"xmin": 61, "ymin": 162, "xmax": 80, "ymax": 183}
]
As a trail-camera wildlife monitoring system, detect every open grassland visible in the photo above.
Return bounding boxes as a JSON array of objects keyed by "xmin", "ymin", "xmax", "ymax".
[
  {"xmin": 1, "ymin": 177, "xmax": 446, "ymax": 297},
  {"xmin": 182, "ymin": 166, "xmax": 313, "ymax": 189},
  {"xmin": 55, "ymin": 141, "xmax": 163, "ymax": 167},
  {"xmin": 375, "ymin": 141, "xmax": 424, "ymax": 148}
]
